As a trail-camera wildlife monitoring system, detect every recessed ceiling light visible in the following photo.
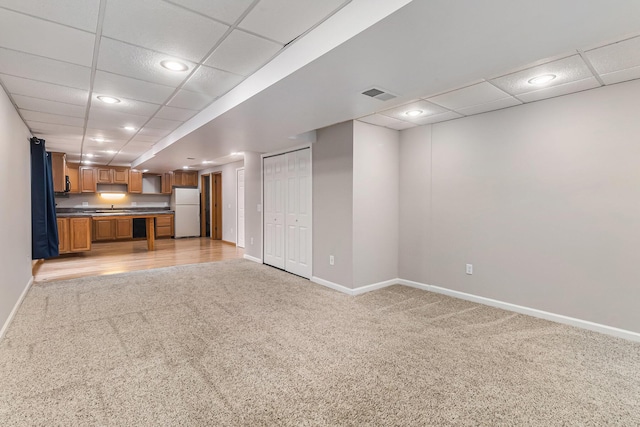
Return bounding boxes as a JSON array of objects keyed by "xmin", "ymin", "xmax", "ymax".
[
  {"xmin": 124, "ymin": 126, "xmax": 136, "ymax": 131},
  {"xmin": 97, "ymin": 95, "xmax": 121, "ymax": 104},
  {"xmin": 183, "ymin": 166, "xmax": 189, "ymax": 169},
  {"xmin": 405, "ymin": 109, "xmax": 423, "ymax": 117},
  {"xmin": 92, "ymin": 137, "xmax": 105, "ymax": 142},
  {"xmin": 82, "ymin": 160, "xmax": 92, "ymax": 164},
  {"xmin": 142, "ymin": 169, "xmax": 149, "ymax": 173},
  {"xmin": 85, "ymin": 153, "xmax": 94, "ymax": 158},
  {"xmin": 160, "ymin": 60, "xmax": 189, "ymax": 72},
  {"xmin": 105, "ymin": 150, "xmax": 117, "ymax": 154},
  {"xmin": 528, "ymin": 74, "xmax": 557, "ymax": 86},
  {"xmin": 202, "ymin": 160, "xmax": 213, "ymax": 164}
]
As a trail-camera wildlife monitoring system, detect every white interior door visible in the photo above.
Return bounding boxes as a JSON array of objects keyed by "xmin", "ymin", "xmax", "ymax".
[
  {"xmin": 263, "ymin": 155, "xmax": 285, "ymax": 269},
  {"xmin": 237, "ymin": 168, "xmax": 245, "ymax": 248},
  {"xmin": 285, "ymin": 149, "xmax": 312, "ymax": 278}
]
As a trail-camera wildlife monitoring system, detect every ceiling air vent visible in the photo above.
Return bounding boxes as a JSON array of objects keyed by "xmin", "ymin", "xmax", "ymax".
[{"xmin": 362, "ymin": 87, "xmax": 397, "ymax": 101}]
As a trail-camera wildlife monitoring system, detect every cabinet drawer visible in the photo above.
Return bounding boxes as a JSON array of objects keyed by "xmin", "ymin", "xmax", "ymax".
[
  {"xmin": 155, "ymin": 216, "xmax": 173, "ymax": 227},
  {"xmin": 156, "ymin": 225, "xmax": 173, "ymax": 238}
]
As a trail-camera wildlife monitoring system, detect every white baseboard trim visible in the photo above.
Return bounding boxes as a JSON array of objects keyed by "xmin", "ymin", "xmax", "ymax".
[
  {"xmin": 397, "ymin": 279, "xmax": 640, "ymax": 343},
  {"xmin": 243, "ymin": 254, "xmax": 262, "ymax": 264},
  {"xmin": 0, "ymin": 276, "xmax": 34, "ymax": 342},
  {"xmin": 311, "ymin": 277, "xmax": 400, "ymax": 296}
]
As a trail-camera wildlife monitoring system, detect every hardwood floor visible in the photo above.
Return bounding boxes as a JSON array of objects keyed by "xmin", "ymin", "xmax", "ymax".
[{"xmin": 34, "ymin": 238, "xmax": 244, "ymax": 282}]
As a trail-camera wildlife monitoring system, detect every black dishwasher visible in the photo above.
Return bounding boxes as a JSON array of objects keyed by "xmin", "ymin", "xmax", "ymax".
[{"xmin": 132, "ymin": 218, "xmax": 147, "ymax": 238}]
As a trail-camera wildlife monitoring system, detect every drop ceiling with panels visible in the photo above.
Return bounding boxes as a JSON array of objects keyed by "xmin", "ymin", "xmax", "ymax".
[
  {"xmin": 1, "ymin": 1, "xmax": 640, "ymax": 172},
  {"xmin": 0, "ymin": 0, "xmax": 350, "ymax": 166}
]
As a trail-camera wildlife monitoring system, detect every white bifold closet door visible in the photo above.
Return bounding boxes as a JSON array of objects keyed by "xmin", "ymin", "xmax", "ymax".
[{"xmin": 263, "ymin": 148, "xmax": 312, "ymax": 278}]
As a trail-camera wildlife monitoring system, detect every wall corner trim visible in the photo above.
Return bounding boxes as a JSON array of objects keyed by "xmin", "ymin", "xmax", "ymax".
[
  {"xmin": 311, "ymin": 276, "xmax": 400, "ymax": 296},
  {"xmin": 0, "ymin": 276, "xmax": 34, "ymax": 342},
  {"xmin": 397, "ymin": 279, "xmax": 640, "ymax": 343},
  {"xmin": 243, "ymin": 254, "xmax": 262, "ymax": 263}
]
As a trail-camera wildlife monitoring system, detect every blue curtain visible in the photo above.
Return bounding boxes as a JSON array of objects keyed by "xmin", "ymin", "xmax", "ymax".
[{"xmin": 31, "ymin": 137, "xmax": 59, "ymax": 259}]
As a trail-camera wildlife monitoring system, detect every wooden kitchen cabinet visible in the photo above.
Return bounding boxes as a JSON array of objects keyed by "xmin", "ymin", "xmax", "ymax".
[
  {"xmin": 93, "ymin": 217, "xmax": 133, "ymax": 241},
  {"xmin": 115, "ymin": 218, "xmax": 133, "ymax": 239},
  {"xmin": 173, "ymin": 170, "xmax": 197, "ymax": 187},
  {"xmin": 155, "ymin": 215, "xmax": 174, "ymax": 238},
  {"xmin": 57, "ymin": 218, "xmax": 70, "ymax": 253},
  {"xmin": 67, "ymin": 163, "xmax": 80, "ymax": 193},
  {"xmin": 57, "ymin": 217, "xmax": 91, "ymax": 254},
  {"xmin": 161, "ymin": 172, "xmax": 173, "ymax": 194},
  {"xmin": 80, "ymin": 166, "xmax": 97, "ymax": 192},
  {"xmin": 96, "ymin": 167, "xmax": 129, "ymax": 184},
  {"xmin": 93, "ymin": 219, "xmax": 114, "ymax": 241},
  {"xmin": 129, "ymin": 170, "xmax": 143, "ymax": 193},
  {"xmin": 51, "ymin": 152, "xmax": 67, "ymax": 193}
]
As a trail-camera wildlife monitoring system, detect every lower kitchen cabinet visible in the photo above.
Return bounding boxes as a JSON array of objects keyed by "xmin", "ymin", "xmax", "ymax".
[
  {"xmin": 57, "ymin": 217, "xmax": 91, "ymax": 254},
  {"xmin": 155, "ymin": 215, "xmax": 174, "ymax": 238},
  {"xmin": 93, "ymin": 218, "xmax": 133, "ymax": 241}
]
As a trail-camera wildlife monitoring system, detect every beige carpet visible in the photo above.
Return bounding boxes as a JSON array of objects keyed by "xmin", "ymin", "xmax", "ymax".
[{"xmin": 1, "ymin": 260, "xmax": 639, "ymax": 426}]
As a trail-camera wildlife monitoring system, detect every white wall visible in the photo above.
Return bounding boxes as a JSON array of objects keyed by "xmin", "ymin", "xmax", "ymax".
[
  {"xmin": 313, "ymin": 121, "xmax": 354, "ymax": 287},
  {"xmin": 399, "ymin": 79, "xmax": 640, "ymax": 333},
  {"xmin": 243, "ymin": 152, "xmax": 262, "ymax": 260},
  {"xmin": 0, "ymin": 87, "xmax": 32, "ymax": 335},
  {"xmin": 55, "ymin": 193, "xmax": 170, "ymax": 208},
  {"xmin": 199, "ymin": 160, "xmax": 243, "ymax": 243},
  {"xmin": 353, "ymin": 121, "xmax": 399, "ymax": 287}
]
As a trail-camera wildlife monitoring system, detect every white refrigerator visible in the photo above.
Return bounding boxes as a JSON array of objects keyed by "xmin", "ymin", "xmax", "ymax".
[{"xmin": 171, "ymin": 188, "xmax": 200, "ymax": 238}]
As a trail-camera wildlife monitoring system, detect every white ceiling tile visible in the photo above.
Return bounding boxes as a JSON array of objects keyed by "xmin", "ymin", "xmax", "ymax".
[
  {"xmin": 182, "ymin": 65, "xmax": 244, "ymax": 98},
  {"xmin": 93, "ymin": 71, "xmax": 175, "ymax": 104},
  {"xmin": 205, "ymin": 30, "xmax": 282, "ymax": 76},
  {"xmin": 358, "ymin": 114, "xmax": 415, "ymax": 130},
  {"xmin": 585, "ymin": 36, "xmax": 640, "ymax": 84},
  {"xmin": 138, "ymin": 127, "xmax": 172, "ymax": 138},
  {"xmin": 131, "ymin": 134, "xmax": 160, "ymax": 143},
  {"xmin": 239, "ymin": 0, "xmax": 346, "ymax": 44},
  {"xmin": 380, "ymin": 100, "xmax": 449, "ymax": 122},
  {"xmin": 13, "ymin": 95, "xmax": 86, "ymax": 117},
  {"xmin": 155, "ymin": 106, "xmax": 198, "ymax": 121},
  {"xmin": 145, "ymin": 117, "xmax": 183, "ymax": 131},
  {"xmin": 427, "ymin": 82, "xmax": 511, "ymax": 110},
  {"xmin": 85, "ymin": 127, "xmax": 136, "ymax": 141},
  {"xmin": 97, "ymin": 38, "xmax": 197, "ymax": 87},
  {"xmin": 0, "ymin": 74, "xmax": 89, "ymax": 105},
  {"xmin": 87, "ymin": 108, "xmax": 150, "ymax": 130},
  {"xmin": 490, "ymin": 55, "xmax": 594, "ymax": 96},
  {"xmin": 20, "ymin": 110, "xmax": 85, "ymax": 127},
  {"xmin": 0, "ymin": 0, "xmax": 100, "ymax": 32},
  {"xmin": 102, "ymin": 0, "xmax": 228, "ymax": 62},
  {"xmin": 598, "ymin": 67, "xmax": 640, "ymax": 85},
  {"xmin": 91, "ymin": 94, "xmax": 160, "ymax": 116},
  {"xmin": 28, "ymin": 122, "xmax": 84, "ymax": 138},
  {"xmin": 166, "ymin": 89, "xmax": 214, "ymax": 110},
  {"xmin": 45, "ymin": 141, "xmax": 81, "ymax": 154},
  {"xmin": 0, "ymin": 8, "xmax": 94, "ymax": 67},
  {"xmin": 517, "ymin": 77, "xmax": 601, "ymax": 103},
  {"xmin": 0, "ymin": 48, "xmax": 90, "ymax": 89},
  {"xmin": 413, "ymin": 111, "xmax": 462, "ymax": 126},
  {"xmin": 111, "ymin": 152, "xmax": 142, "ymax": 163},
  {"xmin": 456, "ymin": 97, "xmax": 522, "ymax": 116},
  {"xmin": 165, "ymin": 0, "xmax": 254, "ymax": 24},
  {"xmin": 83, "ymin": 139, "xmax": 128, "ymax": 150}
]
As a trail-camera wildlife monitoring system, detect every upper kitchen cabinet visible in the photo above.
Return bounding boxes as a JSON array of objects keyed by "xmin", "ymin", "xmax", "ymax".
[
  {"xmin": 173, "ymin": 170, "xmax": 198, "ymax": 187},
  {"xmin": 66, "ymin": 163, "xmax": 80, "ymax": 193},
  {"xmin": 50, "ymin": 152, "xmax": 67, "ymax": 193},
  {"xmin": 79, "ymin": 166, "xmax": 97, "ymax": 193},
  {"xmin": 162, "ymin": 172, "xmax": 173, "ymax": 194},
  {"xmin": 97, "ymin": 166, "xmax": 130, "ymax": 184},
  {"xmin": 129, "ymin": 170, "xmax": 143, "ymax": 193}
]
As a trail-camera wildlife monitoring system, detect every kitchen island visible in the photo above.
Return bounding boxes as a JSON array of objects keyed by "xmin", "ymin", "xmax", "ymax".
[{"xmin": 56, "ymin": 209, "xmax": 175, "ymax": 252}]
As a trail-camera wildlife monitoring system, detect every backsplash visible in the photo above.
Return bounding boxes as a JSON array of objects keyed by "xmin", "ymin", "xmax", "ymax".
[{"xmin": 55, "ymin": 193, "xmax": 171, "ymax": 209}]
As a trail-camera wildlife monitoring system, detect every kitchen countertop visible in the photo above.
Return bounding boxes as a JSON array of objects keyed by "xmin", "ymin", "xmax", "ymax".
[{"xmin": 56, "ymin": 209, "xmax": 174, "ymax": 218}]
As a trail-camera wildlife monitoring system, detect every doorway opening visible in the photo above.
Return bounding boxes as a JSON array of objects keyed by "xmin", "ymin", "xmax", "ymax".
[{"xmin": 200, "ymin": 174, "xmax": 210, "ymax": 238}]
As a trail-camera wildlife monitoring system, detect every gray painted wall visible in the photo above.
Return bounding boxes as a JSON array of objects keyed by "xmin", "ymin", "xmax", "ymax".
[
  {"xmin": 353, "ymin": 121, "xmax": 399, "ymax": 287},
  {"xmin": 399, "ymin": 79, "xmax": 640, "ymax": 332},
  {"xmin": 0, "ymin": 86, "xmax": 32, "ymax": 333},
  {"xmin": 200, "ymin": 160, "xmax": 244, "ymax": 243},
  {"xmin": 313, "ymin": 121, "xmax": 354, "ymax": 287},
  {"xmin": 243, "ymin": 152, "xmax": 262, "ymax": 260}
]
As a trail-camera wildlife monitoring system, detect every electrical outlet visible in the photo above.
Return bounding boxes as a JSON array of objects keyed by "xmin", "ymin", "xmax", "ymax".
[
  {"xmin": 82, "ymin": 202, "xmax": 88, "ymax": 207},
  {"xmin": 228, "ymin": 204, "xmax": 231, "ymax": 209},
  {"xmin": 466, "ymin": 264, "xmax": 473, "ymax": 275},
  {"xmin": 131, "ymin": 202, "xmax": 137, "ymax": 206},
  {"xmin": 250, "ymin": 237, "xmax": 254, "ymax": 245},
  {"xmin": 257, "ymin": 204, "xmax": 262, "ymax": 212},
  {"xmin": 329, "ymin": 255, "xmax": 335, "ymax": 265}
]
